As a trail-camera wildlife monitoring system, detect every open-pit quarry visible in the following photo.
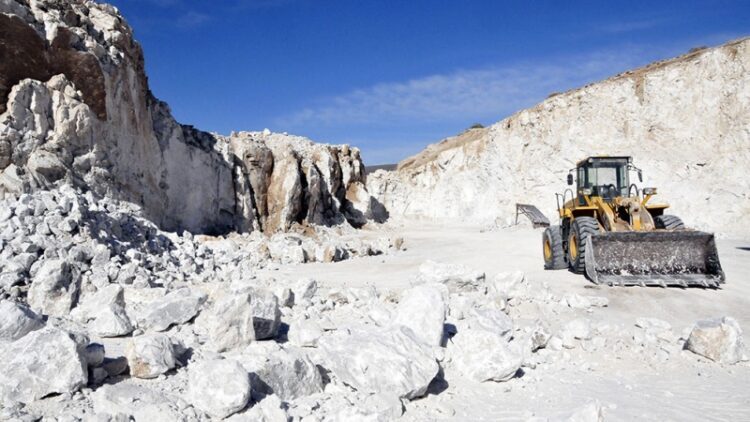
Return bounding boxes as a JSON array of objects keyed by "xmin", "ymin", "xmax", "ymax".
[{"xmin": 0, "ymin": 1, "xmax": 748, "ymax": 421}]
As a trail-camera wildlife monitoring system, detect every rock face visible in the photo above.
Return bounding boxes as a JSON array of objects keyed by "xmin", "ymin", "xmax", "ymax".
[
  {"xmin": 0, "ymin": 327, "xmax": 88, "ymax": 404},
  {"xmin": 0, "ymin": 0, "xmax": 381, "ymax": 234},
  {"xmin": 685, "ymin": 317, "xmax": 748, "ymax": 364},
  {"xmin": 228, "ymin": 133, "xmax": 381, "ymax": 233},
  {"xmin": 188, "ymin": 359, "xmax": 251, "ymax": 419},
  {"xmin": 368, "ymin": 38, "xmax": 750, "ymax": 236}
]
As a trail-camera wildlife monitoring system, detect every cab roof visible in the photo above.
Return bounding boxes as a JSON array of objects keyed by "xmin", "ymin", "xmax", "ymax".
[{"xmin": 575, "ymin": 156, "xmax": 632, "ymax": 167}]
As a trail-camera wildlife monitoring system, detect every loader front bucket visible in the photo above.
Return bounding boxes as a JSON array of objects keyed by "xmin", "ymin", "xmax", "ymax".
[{"xmin": 584, "ymin": 231, "xmax": 725, "ymax": 287}]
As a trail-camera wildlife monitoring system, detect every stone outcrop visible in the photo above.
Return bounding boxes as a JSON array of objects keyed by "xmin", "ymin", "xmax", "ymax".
[
  {"xmin": 368, "ymin": 38, "xmax": 750, "ymax": 236},
  {"xmin": 226, "ymin": 131, "xmax": 383, "ymax": 233},
  {"xmin": 0, "ymin": 0, "xmax": 382, "ymax": 235}
]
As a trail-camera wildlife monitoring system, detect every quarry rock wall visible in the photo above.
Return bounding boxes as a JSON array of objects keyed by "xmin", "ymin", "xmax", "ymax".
[
  {"xmin": 0, "ymin": 0, "xmax": 378, "ymax": 234},
  {"xmin": 368, "ymin": 38, "xmax": 750, "ymax": 236}
]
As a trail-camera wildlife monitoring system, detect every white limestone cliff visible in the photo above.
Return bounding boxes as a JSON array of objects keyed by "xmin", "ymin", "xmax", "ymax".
[
  {"xmin": 368, "ymin": 38, "xmax": 750, "ymax": 236},
  {"xmin": 0, "ymin": 0, "xmax": 380, "ymax": 234}
]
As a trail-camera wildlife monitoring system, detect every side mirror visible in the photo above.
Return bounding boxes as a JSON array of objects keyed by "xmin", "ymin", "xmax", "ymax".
[
  {"xmin": 638, "ymin": 170, "xmax": 643, "ymax": 182},
  {"xmin": 567, "ymin": 173, "xmax": 574, "ymax": 186}
]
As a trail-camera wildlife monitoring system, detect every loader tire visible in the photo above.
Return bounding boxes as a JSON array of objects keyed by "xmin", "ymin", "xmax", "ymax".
[
  {"xmin": 567, "ymin": 217, "xmax": 599, "ymax": 273},
  {"xmin": 654, "ymin": 215, "xmax": 685, "ymax": 230},
  {"xmin": 543, "ymin": 226, "xmax": 567, "ymax": 270}
]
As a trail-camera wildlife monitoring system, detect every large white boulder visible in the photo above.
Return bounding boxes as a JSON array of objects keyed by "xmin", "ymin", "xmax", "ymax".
[
  {"xmin": 448, "ymin": 327, "xmax": 523, "ymax": 382},
  {"xmin": 319, "ymin": 326, "xmax": 439, "ymax": 399},
  {"xmin": 141, "ymin": 288, "xmax": 206, "ymax": 332},
  {"xmin": 0, "ymin": 300, "xmax": 44, "ymax": 342},
  {"xmin": 27, "ymin": 259, "xmax": 79, "ymax": 316},
  {"xmin": 416, "ymin": 260, "xmax": 485, "ymax": 292},
  {"xmin": 201, "ymin": 288, "xmax": 281, "ymax": 351},
  {"xmin": 393, "ymin": 283, "xmax": 447, "ymax": 347},
  {"xmin": 685, "ymin": 316, "xmax": 748, "ymax": 364},
  {"xmin": 0, "ymin": 327, "xmax": 88, "ymax": 404},
  {"xmin": 73, "ymin": 285, "xmax": 134, "ymax": 337},
  {"xmin": 188, "ymin": 359, "xmax": 251, "ymax": 419},
  {"xmin": 239, "ymin": 342, "xmax": 323, "ymax": 401},
  {"xmin": 125, "ymin": 333, "xmax": 177, "ymax": 379}
]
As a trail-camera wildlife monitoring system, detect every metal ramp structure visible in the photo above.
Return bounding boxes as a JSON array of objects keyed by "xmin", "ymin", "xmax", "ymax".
[{"xmin": 515, "ymin": 203, "xmax": 550, "ymax": 228}]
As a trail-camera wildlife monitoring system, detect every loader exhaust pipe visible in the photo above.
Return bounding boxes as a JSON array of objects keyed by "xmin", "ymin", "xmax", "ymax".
[{"xmin": 584, "ymin": 231, "xmax": 725, "ymax": 287}]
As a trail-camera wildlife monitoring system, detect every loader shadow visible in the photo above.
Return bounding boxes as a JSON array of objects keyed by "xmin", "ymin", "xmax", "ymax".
[{"xmin": 737, "ymin": 247, "xmax": 750, "ymax": 252}]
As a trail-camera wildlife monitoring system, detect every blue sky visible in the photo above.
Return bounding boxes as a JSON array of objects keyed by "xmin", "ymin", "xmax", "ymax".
[{"xmin": 108, "ymin": 0, "xmax": 749, "ymax": 164}]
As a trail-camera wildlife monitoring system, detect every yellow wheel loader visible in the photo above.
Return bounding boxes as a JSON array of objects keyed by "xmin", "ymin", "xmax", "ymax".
[{"xmin": 543, "ymin": 156, "xmax": 724, "ymax": 287}]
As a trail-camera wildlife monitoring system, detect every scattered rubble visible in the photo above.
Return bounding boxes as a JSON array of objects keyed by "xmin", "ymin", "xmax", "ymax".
[{"xmin": 416, "ymin": 260, "xmax": 486, "ymax": 292}]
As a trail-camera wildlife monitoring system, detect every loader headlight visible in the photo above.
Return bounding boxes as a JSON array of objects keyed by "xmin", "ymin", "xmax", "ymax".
[
  {"xmin": 643, "ymin": 187, "xmax": 657, "ymax": 195},
  {"xmin": 582, "ymin": 188, "xmax": 592, "ymax": 195}
]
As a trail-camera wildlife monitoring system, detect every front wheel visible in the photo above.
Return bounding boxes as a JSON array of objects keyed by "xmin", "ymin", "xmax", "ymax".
[
  {"xmin": 567, "ymin": 217, "xmax": 600, "ymax": 273},
  {"xmin": 543, "ymin": 226, "xmax": 567, "ymax": 270},
  {"xmin": 654, "ymin": 215, "xmax": 685, "ymax": 230}
]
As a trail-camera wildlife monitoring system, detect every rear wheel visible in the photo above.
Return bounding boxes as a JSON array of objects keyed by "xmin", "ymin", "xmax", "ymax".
[
  {"xmin": 567, "ymin": 217, "xmax": 600, "ymax": 273},
  {"xmin": 543, "ymin": 226, "xmax": 567, "ymax": 270},
  {"xmin": 654, "ymin": 215, "xmax": 685, "ymax": 230}
]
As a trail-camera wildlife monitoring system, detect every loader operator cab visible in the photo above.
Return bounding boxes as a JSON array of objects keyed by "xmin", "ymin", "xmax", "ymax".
[{"xmin": 567, "ymin": 157, "xmax": 641, "ymax": 203}]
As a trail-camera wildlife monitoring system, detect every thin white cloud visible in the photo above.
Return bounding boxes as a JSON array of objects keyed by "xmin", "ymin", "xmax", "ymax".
[
  {"xmin": 176, "ymin": 11, "xmax": 211, "ymax": 28},
  {"xmin": 599, "ymin": 18, "xmax": 667, "ymax": 34},
  {"xmin": 276, "ymin": 47, "xmax": 653, "ymax": 129}
]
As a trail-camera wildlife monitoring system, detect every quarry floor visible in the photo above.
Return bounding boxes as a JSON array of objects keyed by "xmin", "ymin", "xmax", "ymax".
[{"xmin": 260, "ymin": 221, "xmax": 750, "ymax": 421}]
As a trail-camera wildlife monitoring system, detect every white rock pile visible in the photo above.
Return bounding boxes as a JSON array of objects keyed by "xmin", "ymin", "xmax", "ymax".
[{"xmin": 0, "ymin": 185, "xmax": 400, "ymax": 301}]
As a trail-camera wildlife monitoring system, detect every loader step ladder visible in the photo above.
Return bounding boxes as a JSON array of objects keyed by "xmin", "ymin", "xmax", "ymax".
[{"xmin": 515, "ymin": 203, "xmax": 550, "ymax": 228}]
